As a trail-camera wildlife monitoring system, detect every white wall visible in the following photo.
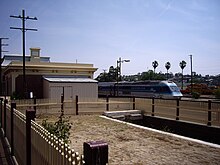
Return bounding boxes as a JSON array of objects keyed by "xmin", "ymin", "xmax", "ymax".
[{"xmin": 43, "ymin": 80, "xmax": 98, "ymax": 101}]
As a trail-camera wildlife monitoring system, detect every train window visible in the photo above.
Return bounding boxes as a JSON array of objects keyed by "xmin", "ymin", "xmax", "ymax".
[
  {"xmin": 160, "ymin": 86, "xmax": 170, "ymax": 93},
  {"xmin": 119, "ymin": 86, "xmax": 131, "ymax": 90},
  {"xmin": 131, "ymin": 86, "xmax": 145, "ymax": 91},
  {"xmin": 170, "ymin": 86, "xmax": 180, "ymax": 92}
]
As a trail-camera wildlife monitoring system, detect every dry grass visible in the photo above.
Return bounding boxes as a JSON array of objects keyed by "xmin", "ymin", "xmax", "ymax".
[{"xmin": 37, "ymin": 115, "xmax": 220, "ymax": 165}]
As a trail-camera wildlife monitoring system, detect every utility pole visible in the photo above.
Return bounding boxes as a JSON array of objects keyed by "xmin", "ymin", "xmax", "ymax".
[
  {"xmin": 0, "ymin": 38, "xmax": 9, "ymax": 96},
  {"xmin": 189, "ymin": 54, "xmax": 193, "ymax": 94},
  {"xmin": 103, "ymin": 69, "xmax": 107, "ymax": 81},
  {"xmin": 10, "ymin": 9, "xmax": 37, "ymax": 98},
  {"xmin": 116, "ymin": 57, "xmax": 130, "ymax": 96},
  {"xmin": 117, "ymin": 57, "xmax": 130, "ymax": 81}
]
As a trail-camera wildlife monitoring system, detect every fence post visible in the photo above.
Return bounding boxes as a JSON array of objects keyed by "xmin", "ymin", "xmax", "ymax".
[
  {"xmin": 4, "ymin": 99, "xmax": 8, "ymax": 137},
  {"xmin": 61, "ymin": 94, "xmax": 64, "ymax": 116},
  {"xmin": 207, "ymin": 100, "xmax": 212, "ymax": 126},
  {"xmin": 0, "ymin": 98, "xmax": 3, "ymax": 127},
  {"xmin": 11, "ymin": 102, "xmax": 16, "ymax": 156},
  {"xmin": 76, "ymin": 95, "xmax": 79, "ymax": 115},
  {"xmin": 133, "ymin": 96, "xmax": 135, "ymax": 110},
  {"xmin": 106, "ymin": 95, "xmax": 109, "ymax": 111},
  {"xmin": 33, "ymin": 96, "xmax": 36, "ymax": 119},
  {"xmin": 84, "ymin": 140, "xmax": 108, "ymax": 165},
  {"xmin": 26, "ymin": 109, "xmax": 35, "ymax": 165},
  {"xmin": 176, "ymin": 99, "xmax": 179, "ymax": 120},
  {"xmin": 151, "ymin": 97, "xmax": 154, "ymax": 116}
]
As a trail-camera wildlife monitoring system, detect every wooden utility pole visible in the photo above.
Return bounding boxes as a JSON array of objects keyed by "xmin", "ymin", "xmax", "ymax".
[
  {"xmin": 10, "ymin": 9, "xmax": 37, "ymax": 98},
  {"xmin": 0, "ymin": 38, "xmax": 9, "ymax": 96}
]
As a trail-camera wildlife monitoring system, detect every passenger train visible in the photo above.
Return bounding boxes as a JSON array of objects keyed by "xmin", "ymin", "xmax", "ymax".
[{"xmin": 98, "ymin": 81, "xmax": 183, "ymax": 98}]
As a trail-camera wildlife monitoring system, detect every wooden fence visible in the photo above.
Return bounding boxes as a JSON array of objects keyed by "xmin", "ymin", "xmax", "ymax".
[
  {"xmin": 136, "ymin": 97, "xmax": 220, "ymax": 127},
  {"xmin": 1, "ymin": 96, "xmax": 219, "ymax": 164},
  {"xmin": 12, "ymin": 96, "xmax": 220, "ymax": 127},
  {"xmin": 0, "ymin": 98, "xmax": 84, "ymax": 165}
]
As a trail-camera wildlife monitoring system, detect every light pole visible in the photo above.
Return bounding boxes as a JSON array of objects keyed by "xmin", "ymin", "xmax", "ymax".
[
  {"xmin": 116, "ymin": 57, "xmax": 130, "ymax": 96},
  {"xmin": 117, "ymin": 57, "xmax": 130, "ymax": 81},
  {"xmin": 189, "ymin": 55, "xmax": 193, "ymax": 94}
]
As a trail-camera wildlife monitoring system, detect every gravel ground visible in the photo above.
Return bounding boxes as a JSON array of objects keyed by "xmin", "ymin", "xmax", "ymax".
[{"xmin": 37, "ymin": 115, "xmax": 220, "ymax": 165}]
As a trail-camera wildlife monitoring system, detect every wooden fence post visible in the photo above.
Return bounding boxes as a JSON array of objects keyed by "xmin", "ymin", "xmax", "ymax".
[
  {"xmin": 151, "ymin": 97, "xmax": 155, "ymax": 116},
  {"xmin": 0, "ymin": 98, "xmax": 3, "ymax": 127},
  {"xmin": 4, "ymin": 99, "xmax": 8, "ymax": 137},
  {"xmin": 61, "ymin": 94, "xmax": 64, "ymax": 116},
  {"xmin": 26, "ymin": 109, "xmax": 35, "ymax": 165},
  {"xmin": 11, "ymin": 102, "xmax": 16, "ymax": 156},
  {"xmin": 76, "ymin": 95, "xmax": 79, "ymax": 115},
  {"xmin": 176, "ymin": 99, "xmax": 179, "ymax": 120},
  {"xmin": 207, "ymin": 100, "xmax": 212, "ymax": 126},
  {"xmin": 84, "ymin": 140, "xmax": 108, "ymax": 165},
  {"xmin": 33, "ymin": 96, "xmax": 36, "ymax": 119},
  {"xmin": 133, "ymin": 96, "xmax": 135, "ymax": 110},
  {"xmin": 106, "ymin": 95, "xmax": 109, "ymax": 111}
]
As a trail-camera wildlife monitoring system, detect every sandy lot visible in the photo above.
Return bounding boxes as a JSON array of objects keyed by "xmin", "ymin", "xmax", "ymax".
[{"xmin": 37, "ymin": 115, "xmax": 220, "ymax": 165}]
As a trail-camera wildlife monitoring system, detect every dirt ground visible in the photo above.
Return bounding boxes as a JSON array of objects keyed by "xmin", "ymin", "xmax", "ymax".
[{"xmin": 37, "ymin": 115, "xmax": 220, "ymax": 165}]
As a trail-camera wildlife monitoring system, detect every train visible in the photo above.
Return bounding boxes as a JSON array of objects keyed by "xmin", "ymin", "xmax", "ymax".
[{"xmin": 98, "ymin": 80, "xmax": 183, "ymax": 98}]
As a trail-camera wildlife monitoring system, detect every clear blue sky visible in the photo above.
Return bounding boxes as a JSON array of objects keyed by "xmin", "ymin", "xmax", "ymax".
[{"xmin": 1, "ymin": 0, "xmax": 220, "ymax": 77}]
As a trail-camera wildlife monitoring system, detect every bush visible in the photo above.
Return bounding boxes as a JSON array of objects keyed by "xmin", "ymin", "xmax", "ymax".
[
  {"xmin": 192, "ymin": 92, "xmax": 200, "ymax": 99},
  {"xmin": 214, "ymin": 88, "xmax": 220, "ymax": 99},
  {"xmin": 42, "ymin": 115, "xmax": 72, "ymax": 144},
  {"xmin": 11, "ymin": 91, "xmax": 22, "ymax": 100}
]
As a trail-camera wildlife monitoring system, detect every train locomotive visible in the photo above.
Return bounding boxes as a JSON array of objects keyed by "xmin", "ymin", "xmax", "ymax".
[{"xmin": 98, "ymin": 81, "xmax": 183, "ymax": 98}]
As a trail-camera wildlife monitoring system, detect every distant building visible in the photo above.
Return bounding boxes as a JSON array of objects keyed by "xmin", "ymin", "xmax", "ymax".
[{"xmin": 1, "ymin": 48, "xmax": 98, "ymax": 99}]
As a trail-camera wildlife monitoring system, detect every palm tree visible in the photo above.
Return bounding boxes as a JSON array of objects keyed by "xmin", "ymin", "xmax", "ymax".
[
  {"xmin": 179, "ymin": 60, "xmax": 187, "ymax": 89},
  {"xmin": 152, "ymin": 60, "xmax": 158, "ymax": 79},
  {"xmin": 165, "ymin": 62, "xmax": 171, "ymax": 80}
]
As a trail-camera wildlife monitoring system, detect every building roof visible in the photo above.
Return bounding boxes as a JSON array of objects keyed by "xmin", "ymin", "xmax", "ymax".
[
  {"xmin": 2, "ymin": 49, "xmax": 98, "ymax": 79},
  {"xmin": 43, "ymin": 76, "xmax": 98, "ymax": 83},
  {"xmin": 2, "ymin": 54, "xmax": 50, "ymax": 66}
]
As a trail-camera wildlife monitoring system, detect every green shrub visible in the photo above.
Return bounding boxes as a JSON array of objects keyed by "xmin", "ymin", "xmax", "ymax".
[
  {"xmin": 11, "ymin": 91, "xmax": 22, "ymax": 100},
  {"xmin": 192, "ymin": 92, "xmax": 200, "ymax": 99},
  {"xmin": 214, "ymin": 88, "xmax": 220, "ymax": 99},
  {"xmin": 42, "ymin": 115, "xmax": 72, "ymax": 144}
]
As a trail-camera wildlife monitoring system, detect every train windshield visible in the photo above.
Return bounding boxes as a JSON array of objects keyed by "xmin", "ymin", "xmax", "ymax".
[{"xmin": 169, "ymin": 86, "xmax": 180, "ymax": 92}]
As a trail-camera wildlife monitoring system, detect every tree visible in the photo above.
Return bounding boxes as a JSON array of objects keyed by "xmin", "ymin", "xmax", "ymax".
[
  {"xmin": 95, "ymin": 66, "xmax": 118, "ymax": 82},
  {"xmin": 165, "ymin": 62, "xmax": 171, "ymax": 80},
  {"xmin": 95, "ymin": 72, "xmax": 106, "ymax": 82},
  {"xmin": 141, "ymin": 70, "xmax": 154, "ymax": 80},
  {"xmin": 108, "ymin": 66, "xmax": 117, "ymax": 81},
  {"xmin": 179, "ymin": 60, "xmax": 187, "ymax": 89},
  {"xmin": 152, "ymin": 60, "xmax": 158, "ymax": 79}
]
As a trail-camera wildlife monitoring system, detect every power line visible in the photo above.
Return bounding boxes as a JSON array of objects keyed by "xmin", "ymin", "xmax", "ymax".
[
  {"xmin": 10, "ymin": 9, "xmax": 37, "ymax": 98},
  {"xmin": 0, "ymin": 37, "xmax": 9, "ymax": 95}
]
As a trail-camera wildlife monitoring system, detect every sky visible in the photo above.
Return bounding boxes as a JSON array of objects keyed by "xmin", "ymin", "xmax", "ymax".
[{"xmin": 0, "ymin": 0, "xmax": 220, "ymax": 78}]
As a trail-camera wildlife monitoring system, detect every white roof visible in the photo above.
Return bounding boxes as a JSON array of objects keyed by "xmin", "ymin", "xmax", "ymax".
[{"xmin": 43, "ymin": 76, "xmax": 98, "ymax": 83}]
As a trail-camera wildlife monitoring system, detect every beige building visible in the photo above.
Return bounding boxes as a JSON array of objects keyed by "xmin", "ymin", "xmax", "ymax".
[{"xmin": 2, "ymin": 48, "xmax": 98, "ymax": 99}]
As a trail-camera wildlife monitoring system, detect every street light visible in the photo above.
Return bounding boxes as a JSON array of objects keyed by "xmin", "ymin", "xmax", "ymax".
[
  {"xmin": 116, "ymin": 57, "xmax": 130, "ymax": 96},
  {"xmin": 117, "ymin": 57, "xmax": 130, "ymax": 81}
]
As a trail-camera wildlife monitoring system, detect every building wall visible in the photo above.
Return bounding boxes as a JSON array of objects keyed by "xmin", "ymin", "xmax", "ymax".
[
  {"xmin": 43, "ymin": 80, "xmax": 50, "ymax": 98},
  {"xmin": 43, "ymin": 80, "xmax": 98, "ymax": 101},
  {"xmin": 15, "ymin": 75, "xmax": 44, "ymax": 98},
  {"xmin": 2, "ymin": 50, "xmax": 97, "ymax": 98}
]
